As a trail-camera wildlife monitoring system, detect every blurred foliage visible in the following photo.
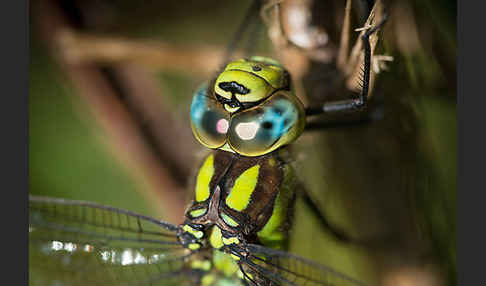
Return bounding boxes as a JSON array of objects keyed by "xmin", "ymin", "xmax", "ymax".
[
  {"xmin": 29, "ymin": 37, "xmax": 152, "ymax": 216},
  {"xmin": 30, "ymin": 0, "xmax": 456, "ymax": 285},
  {"xmin": 386, "ymin": 0, "xmax": 457, "ymax": 284}
]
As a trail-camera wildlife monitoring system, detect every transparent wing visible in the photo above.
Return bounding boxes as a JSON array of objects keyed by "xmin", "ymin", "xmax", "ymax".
[
  {"xmin": 29, "ymin": 196, "xmax": 201, "ymax": 286},
  {"xmin": 238, "ymin": 244, "xmax": 368, "ymax": 286}
]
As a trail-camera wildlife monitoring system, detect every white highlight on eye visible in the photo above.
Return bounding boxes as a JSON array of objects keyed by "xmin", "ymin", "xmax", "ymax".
[
  {"xmin": 216, "ymin": 118, "xmax": 229, "ymax": 134},
  {"xmin": 235, "ymin": 122, "xmax": 260, "ymax": 140}
]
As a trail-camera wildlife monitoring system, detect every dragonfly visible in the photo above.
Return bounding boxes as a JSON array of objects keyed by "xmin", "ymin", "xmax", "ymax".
[{"xmin": 29, "ymin": 1, "xmax": 389, "ymax": 285}]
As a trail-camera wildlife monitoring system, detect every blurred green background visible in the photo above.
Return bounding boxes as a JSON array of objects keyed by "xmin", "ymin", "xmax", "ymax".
[{"xmin": 30, "ymin": 0, "xmax": 456, "ymax": 285}]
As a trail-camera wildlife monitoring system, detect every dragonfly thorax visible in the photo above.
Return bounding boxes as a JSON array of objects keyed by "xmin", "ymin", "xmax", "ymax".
[
  {"xmin": 180, "ymin": 150, "xmax": 296, "ymax": 255},
  {"xmin": 179, "ymin": 184, "xmax": 248, "ymax": 251}
]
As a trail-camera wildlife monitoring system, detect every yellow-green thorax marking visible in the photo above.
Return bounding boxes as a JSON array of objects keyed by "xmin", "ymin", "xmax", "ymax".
[
  {"xmin": 225, "ymin": 164, "xmax": 260, "ymax": 211},
  {"xmin": 183, "ymin": 150, "xmax": 296, "ymax": 253},
  {"xmin": 180, "ymin": 149, "xmax": 297, "ymax": 284},
  {"xmin": 195, "ymin": 154, "xmax": 215, "ymax": 202}
]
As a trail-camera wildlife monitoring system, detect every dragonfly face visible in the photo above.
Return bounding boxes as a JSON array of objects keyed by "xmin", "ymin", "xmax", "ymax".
[{"xmin": 190, "ymin": 57, "xmax": 306, "ymax": 157}]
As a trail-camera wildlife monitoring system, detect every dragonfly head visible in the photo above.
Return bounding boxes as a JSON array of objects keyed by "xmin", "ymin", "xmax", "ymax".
[{"xmin": 190, "ymin": 56, "xmax": 306, "ymax": 157}]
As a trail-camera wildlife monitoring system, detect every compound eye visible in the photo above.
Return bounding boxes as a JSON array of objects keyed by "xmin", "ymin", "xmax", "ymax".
[
  {"xmin": 228, "ymin": 91, "xmax": 305, "ymax": 156},
  {"xmin": 190, "ymin": 83, "xmax": 230, "ymax": 149}
]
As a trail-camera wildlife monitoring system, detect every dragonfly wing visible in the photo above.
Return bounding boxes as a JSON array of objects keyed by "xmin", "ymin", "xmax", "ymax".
[
  {"xmin": 239, "ymin": 244, "xmax": 369, "ymax": 286},
  {"xmin": 29, "ymin": 196, "xmax": 200, "ymax": 286}
]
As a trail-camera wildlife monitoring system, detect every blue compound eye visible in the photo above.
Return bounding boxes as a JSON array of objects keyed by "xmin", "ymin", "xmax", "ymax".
[
  {"xmin": 228, "ymin": 91, "xmax": 305, "ymax": 156},
  {"xmin": 190, "ymin": 83, "xmax": 230, "ymax": 149}
]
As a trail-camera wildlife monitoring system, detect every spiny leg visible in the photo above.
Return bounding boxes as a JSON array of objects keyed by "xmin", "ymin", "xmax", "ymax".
[
  {"xmin": 297, "ymin": 153, "xmax": 402, "ymax": 247},
  {"xmin": 243, "ymin": 4, "xmax": 264, "ymax": 57},
  {"xmin": 297, "ymin": 182, "xmax": 396, "ymax": 246},
  {"xmin": 239, "ymin": 263, "xmax": 259, "ymax": 286},
  {"xmin": 304, "ymin": 13, "xmax": 388, "ymax": 117},
  {"xmin": 297, "ymin": 184, "xmax": 353, "ymax": 243},
  {"xmin": 345, "ymin": 0, "xmax": 380, "ymax": 75},
  {"xmin": 304, "ymin": 112, "xmax": 378, "ymax": 131},
  {"xmin": 221, "ymin": 0, "xmax": 263, "ymax": 68},
  {"xmin": 338, "ymin": 0, "xmax": 378, "ymax": 72},
  {"xmin": 300, "ymin": 12, "xmax": 388, "ymax": 236}
]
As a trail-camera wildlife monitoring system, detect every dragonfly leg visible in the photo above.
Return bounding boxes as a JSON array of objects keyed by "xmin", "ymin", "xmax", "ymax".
[
  {"xmin": 304, "ymin": 98, "xmax": 384, "ymax": 131},
  {"xmin": 297, "ymin": 183, "xmax": 400, "ymax": 248},
  {"xmin": 221, "ymin": 0, "xmax": 262, "ymax": 67},
  {"xmin": 304, "ymin": 13, "xmax": 388, "ymax": 118},
  {"xmin": 239, "ymin": 263, "xmax": 259, "ymax": 286},
  {"xmin": 297, "ymin": 184, "xmax": 353, "ymax": 243}
]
